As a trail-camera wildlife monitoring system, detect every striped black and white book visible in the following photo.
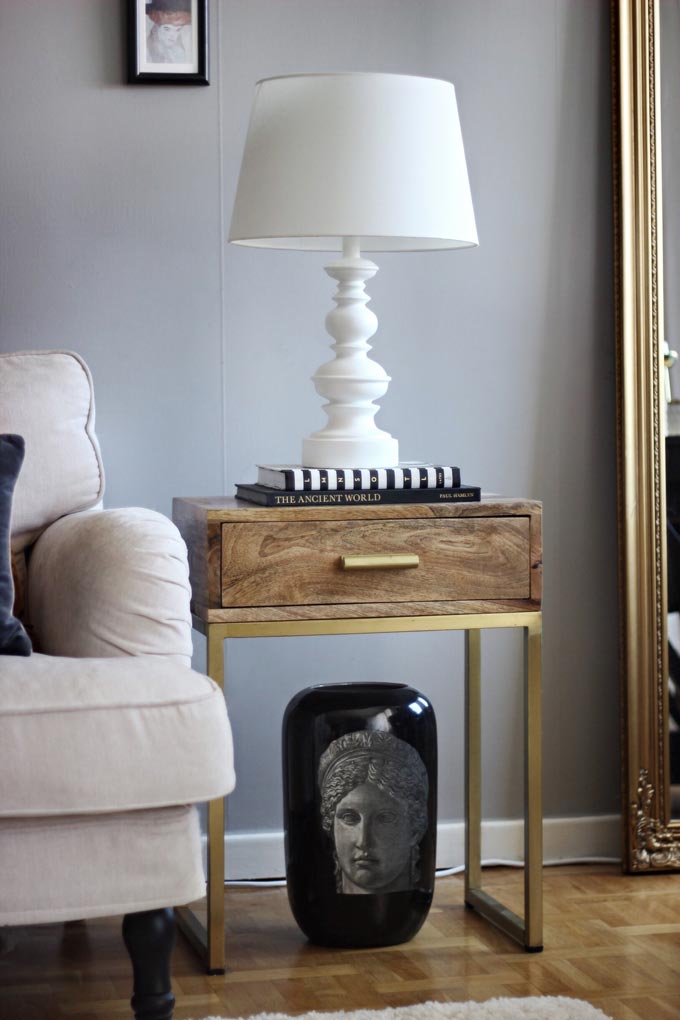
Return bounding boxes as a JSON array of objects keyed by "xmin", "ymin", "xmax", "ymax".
[{"xmin": 256, "ymin": 463, "xmax": 461, "ymax": 491}]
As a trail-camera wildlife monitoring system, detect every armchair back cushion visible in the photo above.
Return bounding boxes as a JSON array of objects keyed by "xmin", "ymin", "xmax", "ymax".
[{"xmin": 0, "ymin": 350, "xmax": 104, "ymax": 551}]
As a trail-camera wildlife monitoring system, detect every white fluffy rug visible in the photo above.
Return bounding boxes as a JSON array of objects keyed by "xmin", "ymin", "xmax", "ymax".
[{"xmin": 196, "ymin": 997, "xmax": 612, "ymax": 1020}]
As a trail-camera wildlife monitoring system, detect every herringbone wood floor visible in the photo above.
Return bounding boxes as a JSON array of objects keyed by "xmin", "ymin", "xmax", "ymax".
[{"xmin": 2, "ymin": 866, "xmax": 680, "ymax": 1020}]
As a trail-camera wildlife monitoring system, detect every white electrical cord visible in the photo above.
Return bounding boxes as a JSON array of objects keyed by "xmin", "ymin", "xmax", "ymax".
[
  {"xmin": 224, "ymin": 857, "xmax": 621, "ymax": 888},
  {"xmin": 433, "ymin": 856, "xmax": 620, "ymax": 877}
]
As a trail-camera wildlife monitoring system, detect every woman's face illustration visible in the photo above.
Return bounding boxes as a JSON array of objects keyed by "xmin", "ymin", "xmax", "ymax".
[{"xmin": 333, "ymin": 781, "xmax": 412, "ymax": 894}]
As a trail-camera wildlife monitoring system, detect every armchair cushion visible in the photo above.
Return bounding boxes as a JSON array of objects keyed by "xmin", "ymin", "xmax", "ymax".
[
  {"xmin": 27, "ymin": 507, "xmax": 193, "ymax": 665},
  {"xmin": 0, "ymin": 653, "xmax": 235, "ymax": 817},
  {"xmin": 0, "ymin": 435, "xmax": 31, "ymax": 655},
  {"xmin": 0, "ymin": 350, "xmax": 104, "ymax": 551}
]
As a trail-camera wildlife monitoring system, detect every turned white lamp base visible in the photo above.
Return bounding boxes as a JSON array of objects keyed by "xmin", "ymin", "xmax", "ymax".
[
  {"xmin": 301, "ymin": 237, "xmax": 398, "ymax": 469},
  {"xmin": 302, "ymin": 434, "xmax": 399, "ymax": 470}
]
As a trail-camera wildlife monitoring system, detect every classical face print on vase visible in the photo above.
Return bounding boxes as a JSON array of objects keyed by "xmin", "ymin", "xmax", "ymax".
[{"xmin": 317, "ymin": 730, "xmax": 429, "ymax": 895}]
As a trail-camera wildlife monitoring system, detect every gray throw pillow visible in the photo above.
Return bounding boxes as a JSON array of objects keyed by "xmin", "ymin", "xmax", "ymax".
[{"xmin": 0, "ymin": 435, "xmax": 31, "ymax": 655}]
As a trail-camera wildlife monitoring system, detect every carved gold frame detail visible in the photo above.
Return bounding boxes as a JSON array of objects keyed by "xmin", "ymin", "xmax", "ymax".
[{"xmin": 613, "ymin": 0, "xmax": 679, "ymax": 870}]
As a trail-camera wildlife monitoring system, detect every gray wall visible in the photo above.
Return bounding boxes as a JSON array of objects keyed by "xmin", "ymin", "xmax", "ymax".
[
  {"xmin": 662, "ymin": 1, "xmax": 680, "ymax": 403},
  {"xmin": 0, "ymin": 1, "xmax": 618, "ymax": 847}
]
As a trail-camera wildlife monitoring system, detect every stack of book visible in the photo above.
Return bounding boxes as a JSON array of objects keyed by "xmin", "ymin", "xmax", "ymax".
[{"xmin": 235, "ymin": 463, "xmax": 481, "ymax": 506}]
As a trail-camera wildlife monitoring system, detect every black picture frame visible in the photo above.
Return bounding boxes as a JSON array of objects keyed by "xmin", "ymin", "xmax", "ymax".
[{"xmin": 127, "ymin": 0, "xmax": 209, "ymax": 86}]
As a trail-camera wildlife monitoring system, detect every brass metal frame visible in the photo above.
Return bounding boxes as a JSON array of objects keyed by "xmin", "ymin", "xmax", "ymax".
[
  {"xmin": 613, "ymin": 0, "xmax": 679, "ymax": 870},
  {"xmin": 464, "ymin": 623, "xmax": 543, "ymax": 950},
  {"xmin": 176, "ymin": 609, "xmax": 543, "ymax": 972}
]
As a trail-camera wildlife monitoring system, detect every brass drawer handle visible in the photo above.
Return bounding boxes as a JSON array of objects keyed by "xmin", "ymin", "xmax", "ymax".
[{"xmin": 340, "ymin": 554, "xmax": 420, "ymax": 571}]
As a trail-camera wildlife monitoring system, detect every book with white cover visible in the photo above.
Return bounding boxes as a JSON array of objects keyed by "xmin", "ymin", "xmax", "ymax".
[{"xmin": 256, "ymin": 463, "xmax": 461, "ymax": 491}]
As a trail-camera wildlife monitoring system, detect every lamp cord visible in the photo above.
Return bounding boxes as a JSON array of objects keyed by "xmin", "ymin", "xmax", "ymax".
[{"xmin": 223, "ymin": 857, "xmax": 622, "ymax": 888}]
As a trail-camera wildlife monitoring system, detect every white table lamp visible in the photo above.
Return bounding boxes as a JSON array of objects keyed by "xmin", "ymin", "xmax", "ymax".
[{"xmin": 229, "ymin": 72, "xmax": 478, "ymax": 469}]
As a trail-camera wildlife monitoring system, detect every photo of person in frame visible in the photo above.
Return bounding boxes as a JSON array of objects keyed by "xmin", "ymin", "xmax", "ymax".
[
  {"xmin": 145, "ymin": 0, "xmax": 193, "ymax": 64},
  {"xmin": 317, "ymin": 730, "xmax": 429, "ymax": 895}
]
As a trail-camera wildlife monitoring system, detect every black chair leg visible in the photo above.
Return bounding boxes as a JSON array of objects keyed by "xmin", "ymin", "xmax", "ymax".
[{"xmin": 122, "ymin": 908, "xmax": 176, "ymax": 1020}]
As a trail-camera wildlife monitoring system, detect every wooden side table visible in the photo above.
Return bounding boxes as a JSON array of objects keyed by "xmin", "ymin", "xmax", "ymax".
[{"xmin": 172, "ymin": 495, "xmax": 543, "ymax": 973}]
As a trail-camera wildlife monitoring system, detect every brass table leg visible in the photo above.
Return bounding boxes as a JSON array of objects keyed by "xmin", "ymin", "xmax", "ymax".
[
  {"xmin": 464, "ymin": 630, "xmax": 482, "ymax": 902},
  {"xmin": 463, "ymin": 621, "xmax": 543, "ymax": 951},
  {"xmin": 176, "ymin": 625, "xmax": 227, "ymax": 974},
  {"xmin": 524, "ymin": 616, "xmax": 543, "ymax": 949}
]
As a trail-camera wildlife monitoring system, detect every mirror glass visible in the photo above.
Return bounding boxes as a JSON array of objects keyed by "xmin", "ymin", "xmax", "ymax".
[{"xmin": 662, "ymin": 2, "xmax": 680, "ymax": 819}]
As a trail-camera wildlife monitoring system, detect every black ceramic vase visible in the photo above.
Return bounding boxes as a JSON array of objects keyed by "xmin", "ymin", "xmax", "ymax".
[{"xmin": 282, "ymin": 682, "xmax": 437, "ymax": 948}]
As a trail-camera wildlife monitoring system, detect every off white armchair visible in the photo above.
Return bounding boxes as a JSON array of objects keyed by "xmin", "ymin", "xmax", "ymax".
[{"xmin": 0, "ymin": 349, "xmax": 235, "ymax": 1020}]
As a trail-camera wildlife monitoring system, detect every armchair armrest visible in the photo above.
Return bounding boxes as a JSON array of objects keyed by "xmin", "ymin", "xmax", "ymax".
[{"xmin": 27, "ymin": 507, "xmax": 193, "ymax": 664}]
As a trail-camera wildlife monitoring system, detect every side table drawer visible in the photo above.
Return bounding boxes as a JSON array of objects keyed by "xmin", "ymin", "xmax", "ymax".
[{"xmin": 220, "ymin": 518, "xmax": 530, "ymax": 607}]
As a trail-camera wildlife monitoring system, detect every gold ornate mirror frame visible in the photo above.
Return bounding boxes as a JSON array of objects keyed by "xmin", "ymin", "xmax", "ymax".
[{"xmin": 613, "ymin": 0, "xmax": 680, "ymax": 871}]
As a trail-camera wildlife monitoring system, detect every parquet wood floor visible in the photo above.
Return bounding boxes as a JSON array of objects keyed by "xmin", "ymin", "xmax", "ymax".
[{"xmin": 2, "ymin": 865, "xmax": 680, "ymax": 1020}]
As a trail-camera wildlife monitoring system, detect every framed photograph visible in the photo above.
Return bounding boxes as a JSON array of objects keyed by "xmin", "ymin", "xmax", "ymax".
[{"xmin": 127, "ymin": 0, "xmax": 209, "ymax": 85}]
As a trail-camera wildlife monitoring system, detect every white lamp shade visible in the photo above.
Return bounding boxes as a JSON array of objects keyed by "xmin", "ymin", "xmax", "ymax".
[{"xmin": 229, "ymin": 72, "xmax": 478, "ymax": 252}]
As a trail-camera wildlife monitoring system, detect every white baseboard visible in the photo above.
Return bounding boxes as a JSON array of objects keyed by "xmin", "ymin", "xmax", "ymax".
[{"xmin": 212, "ymin": 815, "xmax": 621, "ymax": 881}]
